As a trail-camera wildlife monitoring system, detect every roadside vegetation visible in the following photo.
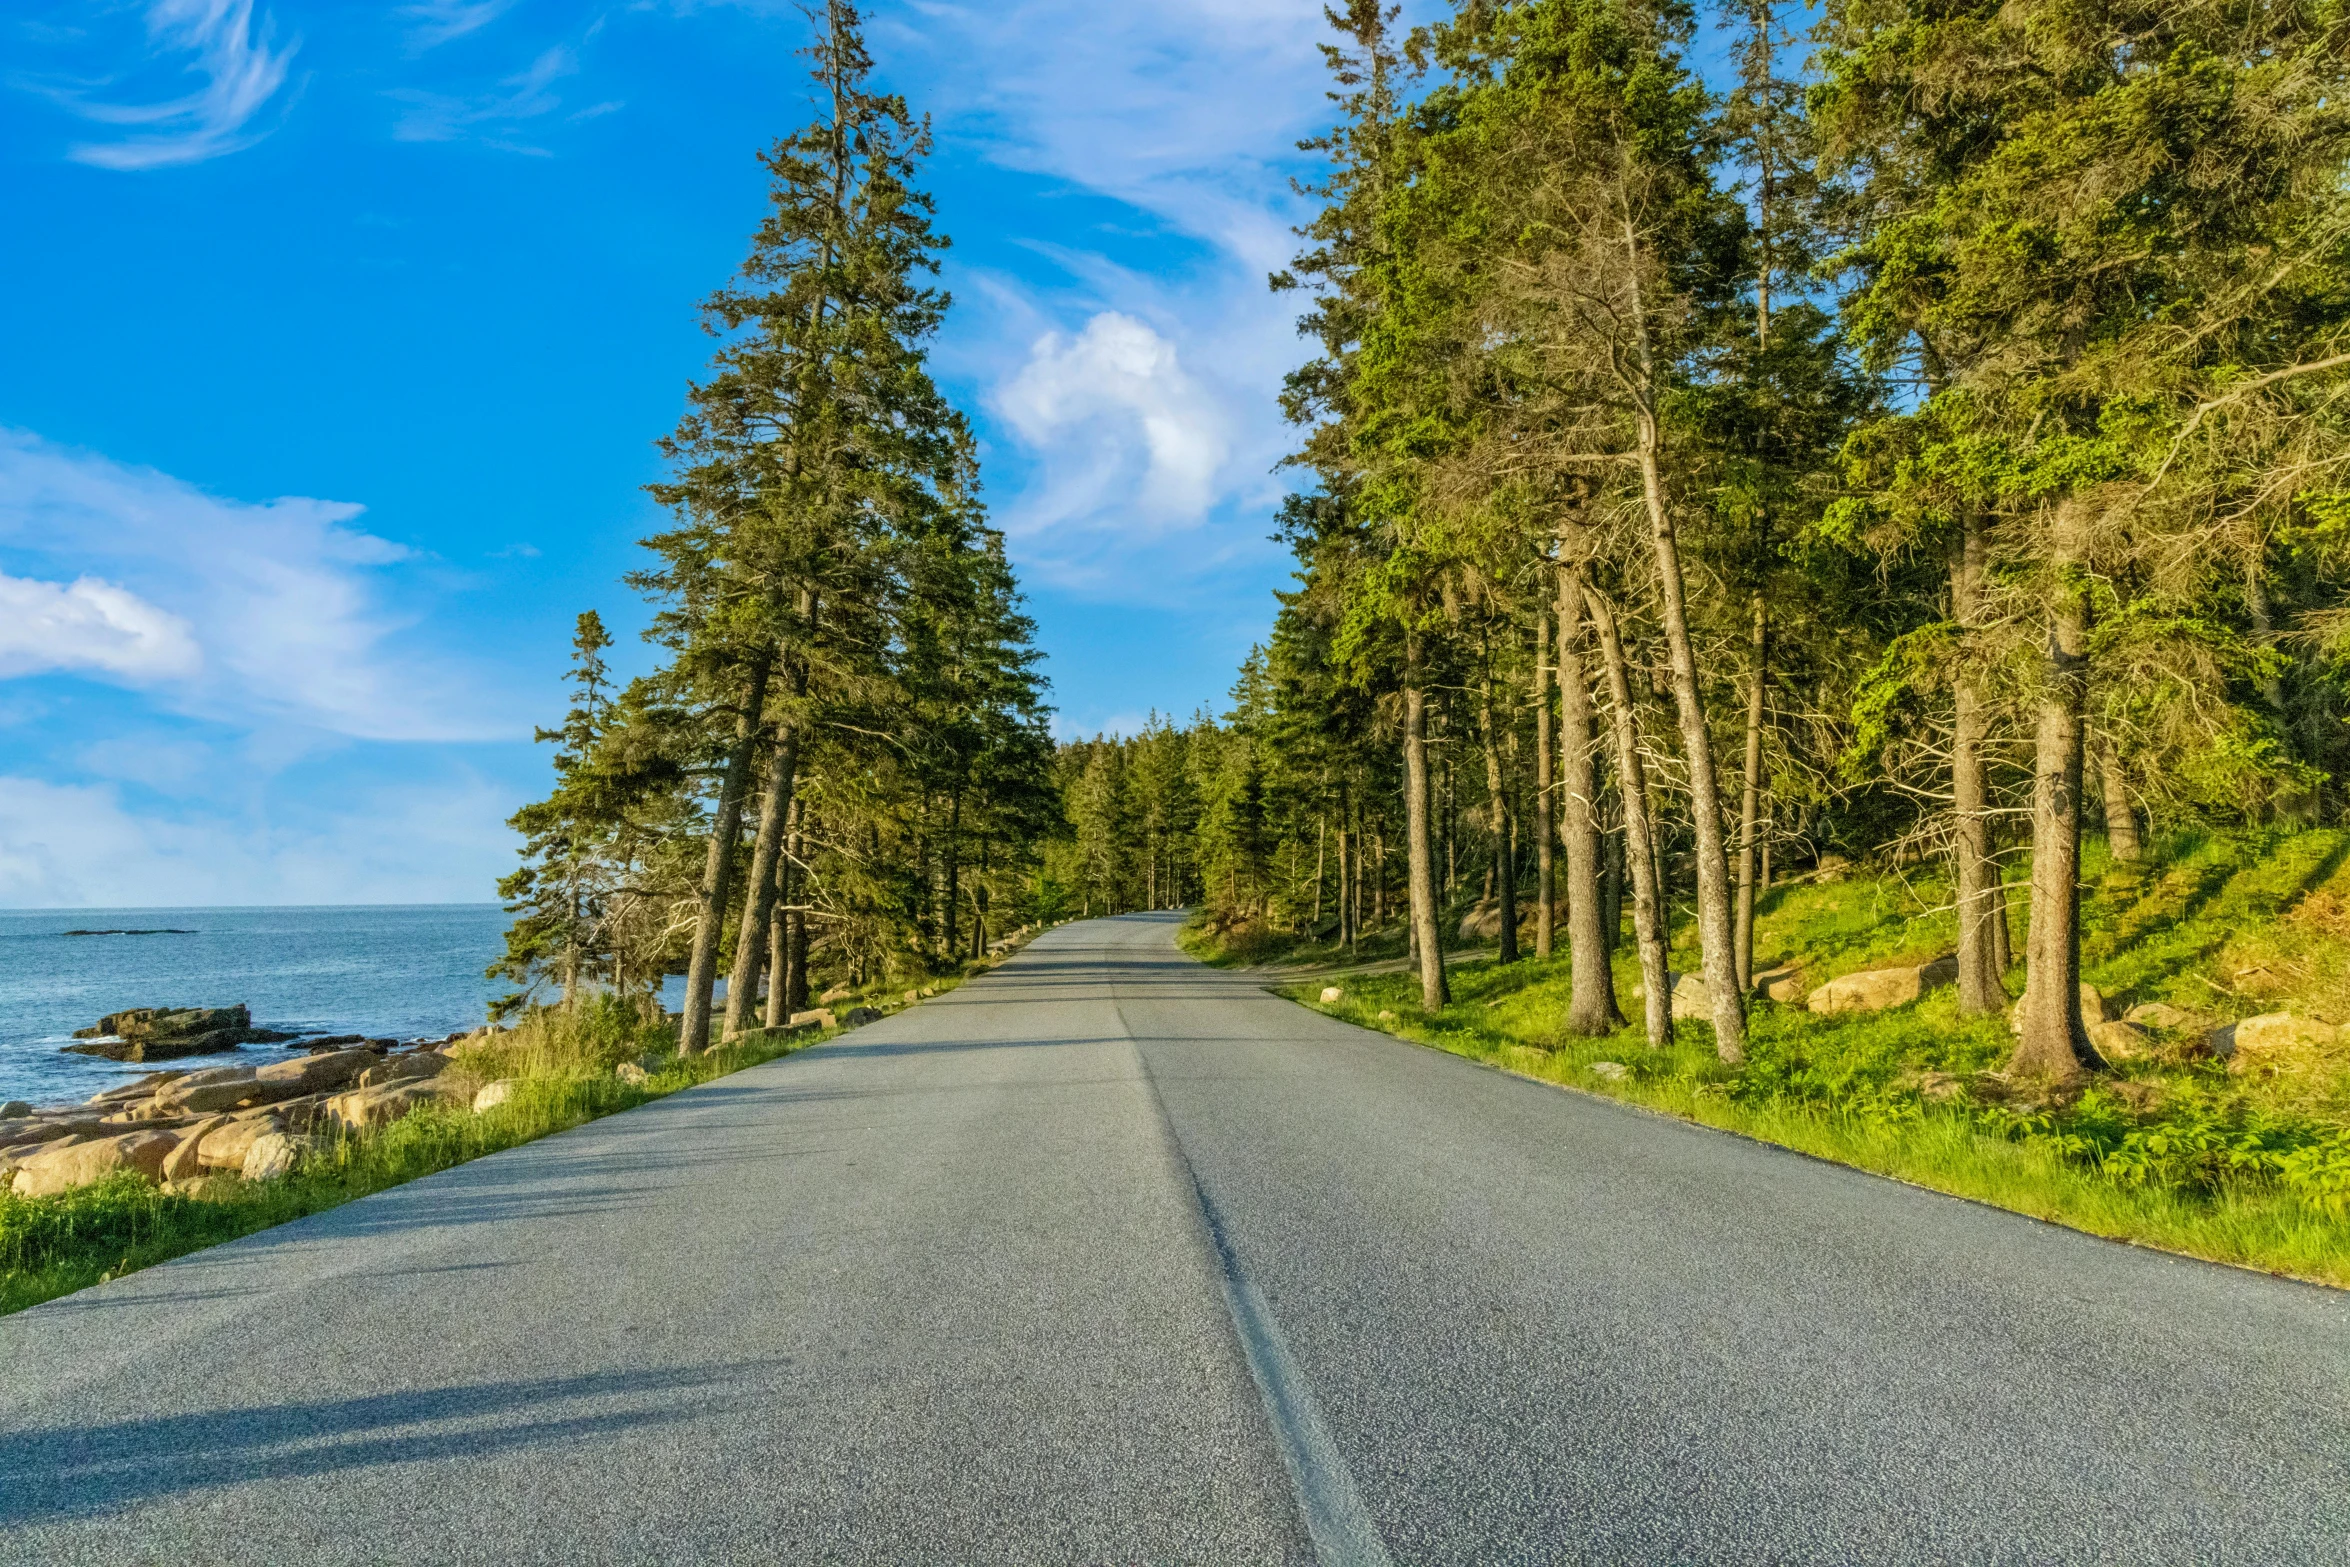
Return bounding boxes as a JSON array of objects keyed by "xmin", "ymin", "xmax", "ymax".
[{"xmin": 1188, "ymin": 828, "xmax": 2350, "ymax": 1286}]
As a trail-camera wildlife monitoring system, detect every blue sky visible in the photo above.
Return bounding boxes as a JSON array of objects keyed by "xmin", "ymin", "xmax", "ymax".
[{"xmin": 0, "ymin": 0, "xmax": 1358, "ymax": 905}]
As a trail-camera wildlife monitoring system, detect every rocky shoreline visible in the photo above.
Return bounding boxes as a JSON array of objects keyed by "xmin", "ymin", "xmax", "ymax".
[{"xmin": 0, "ymin": 998, "xmax": 516, "ymax": 1200}]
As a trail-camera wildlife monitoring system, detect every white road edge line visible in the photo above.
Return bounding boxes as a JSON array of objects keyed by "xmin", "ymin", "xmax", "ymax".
[{"xmin": 1191, "ymin": 1178, "xmax": 1398, "ymax": 1567}]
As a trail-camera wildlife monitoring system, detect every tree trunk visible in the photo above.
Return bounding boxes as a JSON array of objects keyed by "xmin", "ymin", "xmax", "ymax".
[
  {"xmin": 942, "ymin": 789, "xmax": 963, "ymax": 957},
  {"xmin": 1734, "ymin": 590, "xmax": 1767, "ymax": 991},
  {"xmin": 1533, "ymin": 608, "xmax": 1556, "ymax": 960},
  {"xmin": 1620, "ymin": 196, "xmax": 1743, "ymax": 1061},
  {"xmin": 784, "ymin": 801, "xmax": 811, "ymax": 1015},
  {"xmin": 2010, "ymin": 565, "xmax": 2098, "ymax": 1078},
  {"xmin": 1601, "ymin": 820, "xmax": 1623, "ymax": 954},
  {"xmin": 1557, "ymin": 560, "xmax": 1624, "ymax": 1034},
  {"xmin": 1481, "ymin": 673, "xmax": 1520, "ymax": 965},
  {"xmin": 1950, "ymin": 521, "xmax": 2006, "ymax": 1015},
  {"xmin": 1634, "ymin": 437, "xmax": 1744, "ymax": 1061},
  {"xmin": 2093, "ymin": 732, "xmax": 2140, "ymax": 863},
  {"xmin": 1403, "ymin": 675, "xmax": 1450, "ymax": 1010},
  {"xmin": 1585, "ymin": 586, "xmax": 1670, "ymax": 1048},
  {"xmin": 723, "ymin": 723, "xmax": 799, "ymax": 1041},
  {"xmin": 680, "ymin": 655, "xmax": 774, "ymax": 1055},
  {"xmin": 764, "ymin": 810, "xmax": 791, "ymax": 1029}
]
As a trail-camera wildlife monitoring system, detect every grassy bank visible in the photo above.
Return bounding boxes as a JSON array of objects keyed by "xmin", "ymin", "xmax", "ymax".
[
  {"xmin": 0, "ymin": 1000, "xmax": 837, "ymax": 1316},
  {"xmin": 1206, "ymin": 828, "xmax": 2350, "ymax": 1287}
]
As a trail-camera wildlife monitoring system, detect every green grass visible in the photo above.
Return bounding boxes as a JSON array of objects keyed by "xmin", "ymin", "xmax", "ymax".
[
  {"xmin": 1238, "ymin": 828, "xmax": 2350, "ymax": 1288},
  {"xmin": 0, "ymin": 1000, "xmax": 831, "ymax": 1316}
]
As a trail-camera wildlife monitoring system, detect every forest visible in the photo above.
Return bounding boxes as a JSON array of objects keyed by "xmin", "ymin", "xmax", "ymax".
[
  {"xmin": 1049, "ymin": 0, "xmax": 2350, "ymax": 1092},
  {"xmin": 495, "ymin": 0, "xmax": 2350, "ymax": 1099}
]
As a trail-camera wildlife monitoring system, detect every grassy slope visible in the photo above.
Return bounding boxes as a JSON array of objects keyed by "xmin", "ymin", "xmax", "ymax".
[{"xmin": 1197, "ymin": 829, "xmax": 2350, "ymax": 1287}]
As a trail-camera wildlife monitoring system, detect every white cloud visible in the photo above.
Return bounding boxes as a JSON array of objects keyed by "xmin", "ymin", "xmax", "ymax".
[
  {"xmin": 398, "ymin": 0, "xmax": 521, "ymax": 52},
  {"xmin": 0, "ymin": 428, "xmax": 511, "ymax": 742},
  {"xmin": 0, "ymin": 772, "xmax": 517, "ymax": 907},
  {"xmin": 996, "ymin": 312, "xmax": 1230, "ymax": 532},
  {"xmin": 0, "ymin": 574, "xmax": 200, "ymax": 682},
  {"xmin": 56, "ymin": 0, "xmax": 299, "ymax": 171},
  {"xmin": 879, "ymin": 2, "xmax": 1347, "ymax": 596}
]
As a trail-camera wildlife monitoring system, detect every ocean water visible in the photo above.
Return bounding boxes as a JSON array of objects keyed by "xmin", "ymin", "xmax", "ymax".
[{"xmin": 0, "ymin": 905, "xmax": 514, "ymax": 1110}]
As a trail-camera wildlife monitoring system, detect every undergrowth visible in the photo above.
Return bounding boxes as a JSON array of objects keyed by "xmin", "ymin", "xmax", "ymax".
[{"xmin": 1254, "ymin": 827, "xmax": 2350, "ymax": 1287}]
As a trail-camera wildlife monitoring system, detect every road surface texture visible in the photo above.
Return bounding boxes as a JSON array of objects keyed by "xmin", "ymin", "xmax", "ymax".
[{"xmin": 4, "ymin": 913, "xmax": 2347, "ymax": 1563}]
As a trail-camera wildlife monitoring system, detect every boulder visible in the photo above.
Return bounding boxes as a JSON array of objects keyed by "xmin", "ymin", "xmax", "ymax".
[
  {"xmin": 1319, "ymin": 986, "xmax": 1344, "ymax": 1004},
  {"xmin": 1750, "ymin": 965, "xmax": 1806, "ymax": 1004},
  {"xmin": 161, "ymin": 1117, "xmax": 229, "ymax": 1183},
  {"xmin": 2219, "ymin": 1012, "xmax": 2341, "ymax": 1070},
  {"xmin": 2087, "ymin": 1020, "xmax": 2151, "ymax": 1062},
  {"xmin": 1808, "ymin": 958, "xmax": 1954, "ymax": 1015},
  {"xmin": 356, "ymin": 1050, "xmax": 449, "ymax": 1089},
  {"xmin": 820, "ymin": 984, "xmax": 855, "ymax": 1004},
  {"xmin": 615, "ymin": 1062, "xmax": 652, "ymax": 1087},
  {"xmin": 197, "ymin": 1116, "xmax": 285, "ymax": 1171},
  {"xmin": 903, "ymin": 990, "xmax": 920, "ymax": 1005},
  {"xmin": 65, "ymin": 1005, "xmax": 276, "ymax": 1061},
  {"xmin": 2123, "ymin": 1001, "xmax": 2203, "ymax": 1032},
  {"xmin": 472, "ymin": 1080, "xmax": 517, "ymax": 1113},
  {"xmin": 841, "ymin": 1006, "xmax": 883, "ymax": 1027},
  {"xmin": 0, "ymin": 1101, "xmax": 30, "ymax": 1119},
  {"xmin": 324, "ymin": 1080, "xmax": 449, "ymax": 1134},
  {"xmin": 1813, "ymin": 853, "xmax": 1854, "ymax": 884},
  {"xmin": 252, "ymin": 1048, "xmax": 376, "ymax": 1098},
  {"xmin": 11, "ymin": 1130, "xmax": 177, "ymax": 1197},
  {"xmin": 1588, "ymin": 1061, "xmax": 1629, "ymax": 1082},
  {"xmin": 1668, "ymin": 972, "xmax": 1710, "ymax": 1022},
  {"xmin": 788, "ymin": 1009, "xmax": 836, "ymax": 1031},
  {"xmin": 2008, "ymin": 984, "xmax": 2115, "ymax": 1034},
  {"xmin": 1375, "ymin": 1009, "xmax": 1397, "ymax": 1021},
  {"xmin": 240, "ymin": 1132, "xmax": 319, "ymax": 1182}
]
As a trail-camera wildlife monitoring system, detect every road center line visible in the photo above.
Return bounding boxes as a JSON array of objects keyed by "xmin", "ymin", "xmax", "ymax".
[{"xmin": 1114, "ymin": 967, "xmax": 1395, "ymax": 1567}]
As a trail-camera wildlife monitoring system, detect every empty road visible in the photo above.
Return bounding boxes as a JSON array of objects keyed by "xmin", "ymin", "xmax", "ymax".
[{"xmin": 4, "ymin": 912, "xmax": 2347, "ymax": 1562}]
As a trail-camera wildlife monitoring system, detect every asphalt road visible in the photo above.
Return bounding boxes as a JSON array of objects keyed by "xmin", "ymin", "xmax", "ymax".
[{"xmin": 4, "ymin": 913, "xmax": 2347, "ymax": 1563}]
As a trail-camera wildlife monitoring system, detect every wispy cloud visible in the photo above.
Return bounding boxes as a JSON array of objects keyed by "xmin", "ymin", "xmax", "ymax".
[
  {"xmin": 0, "ymin": 429, "xmax": 515, "ymax": 743},
  {"xmin": 388, "ymin": 42, "xmax": 578, "ymax": 152},
  {"xmin": 397, "ymin": 0, "xmax": 521, "ymax": 52},
  {"xmin": 52, "ymin": 0, "xmax": 300, "ymax": 171}
]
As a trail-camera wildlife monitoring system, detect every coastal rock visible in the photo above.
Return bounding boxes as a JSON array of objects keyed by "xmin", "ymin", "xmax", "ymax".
[
  {"xmin": 325, "ymin": 1080, "xmax": 448, "ymax": 1134},
  {"xmin": 253, "ymin": 1048, "xmax": 375, "ymax": 1098},
  {"xmin": 153, "ymin": 1068, "xmax": 263, "ymax": 1116},
  {"xmin": 841, "ymin": 1006, "xmax": 882, "ymax": 1027},
  {"xmin": 197, "ymin": 1116, "xmax": 283, "ymax": 1171},
  {"xmin": 472, "ymin": 1080, "xmax": 516, "ymax": 1113},
  {"xmin": 11, "ymin": 1130, "xmax": 176, "ymax": 1198},
  {"xmin": 0, "ymin": 1102, "xmax": 30, "ymax": 1119},
  {"xmin": 1319, "ymin": 986, "xmax": 1344, "ymax": 1004},
  {"xmin": 1, "ymin": 1118, "xmax": 106, "ymax": 1152},
  {"xmin": 162, "ymin": 1117, "xmax": 230, "ymax": 1183},
  {"xmin": 356, "ymin": 1051, "xmax": 448, "ymax": 1089},
  {"xmin": 240, "ymin": 1132, "xmax": 319, "ymax": 1182}
]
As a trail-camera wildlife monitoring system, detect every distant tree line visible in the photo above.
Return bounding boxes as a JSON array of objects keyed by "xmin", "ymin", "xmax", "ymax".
[
  {"xmin": 1059, "ymin": 0, "xmax": 2350, "ymax": 1084},
  {"xmin": 492, "ymin": 2, "xmax": 1057, "ymax": 1050}
]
